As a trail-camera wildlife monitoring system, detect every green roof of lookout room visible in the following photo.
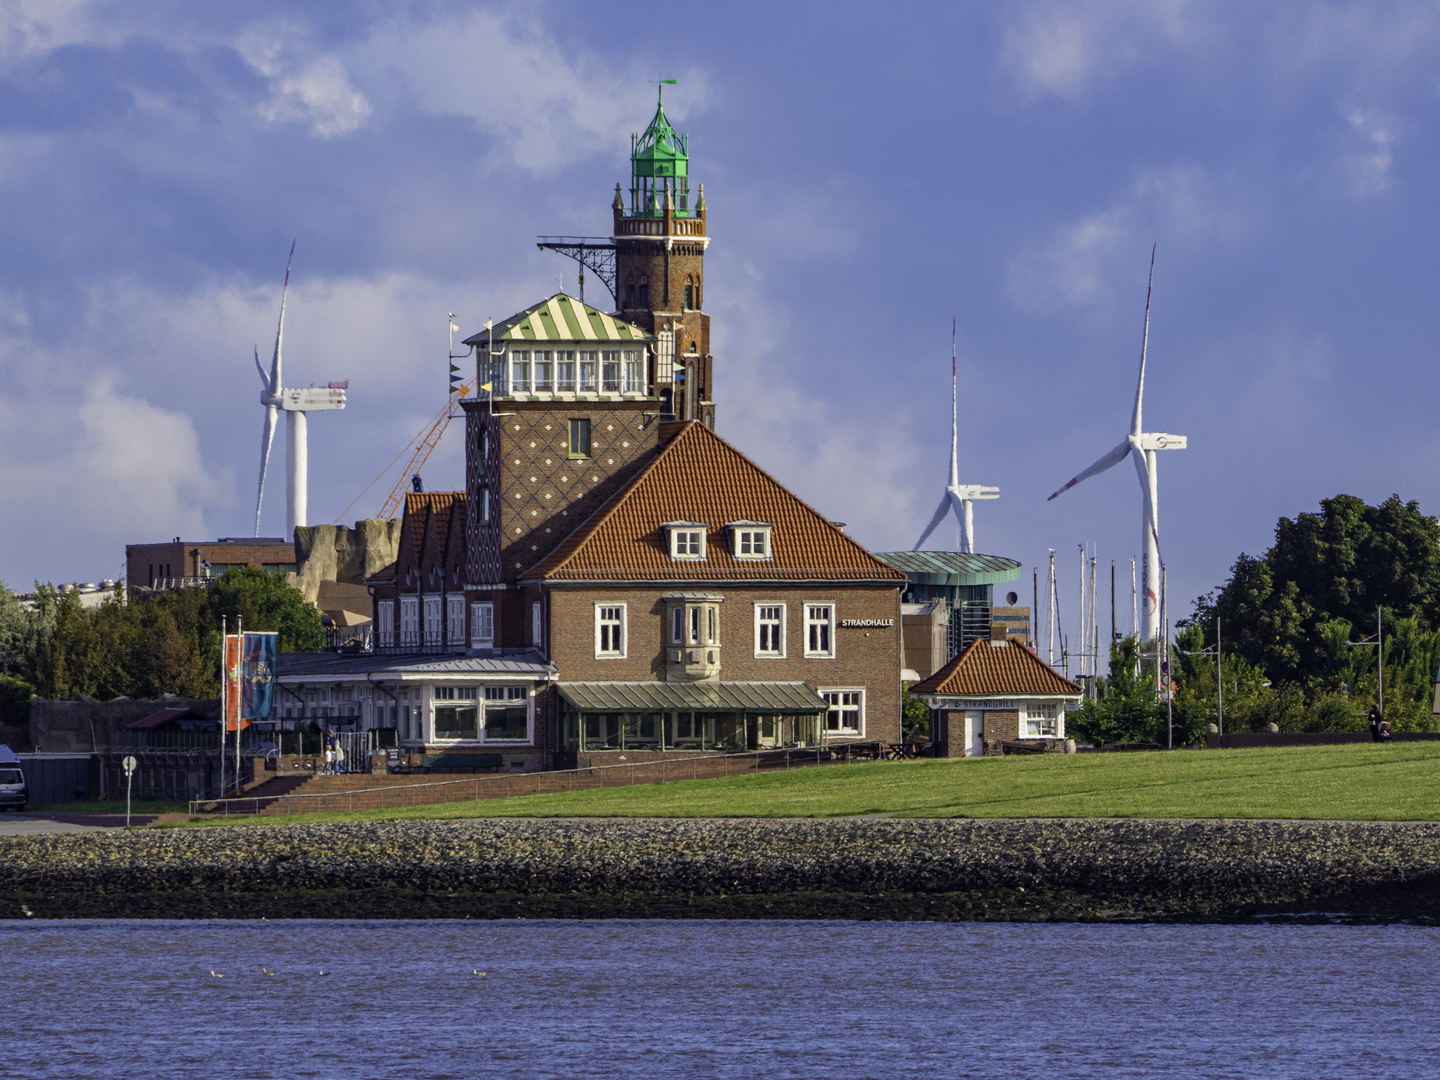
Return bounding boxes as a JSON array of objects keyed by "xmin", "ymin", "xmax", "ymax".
[{"xmin": 630, "ymin": 85, "xmax": 692, "ymax": 218}]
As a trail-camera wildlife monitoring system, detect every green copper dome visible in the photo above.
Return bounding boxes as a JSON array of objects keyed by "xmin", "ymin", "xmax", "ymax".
[{"xmin": 630, "ymin": 86, "xmax": 693, "ymax": 218}]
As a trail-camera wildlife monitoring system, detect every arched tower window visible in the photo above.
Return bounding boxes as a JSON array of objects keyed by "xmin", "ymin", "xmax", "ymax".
[
  {"xmin": 684, "ymin": 280, "xmax": 693, "ymax": 310},
  {"xmin": 638, "ymin": 275, "xmax": 649, "ymax": 308}
]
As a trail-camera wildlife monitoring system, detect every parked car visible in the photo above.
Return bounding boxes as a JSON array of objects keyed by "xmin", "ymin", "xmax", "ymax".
[{"xmin": 0, "ymin": 746, "xmax": 26, "ymax": 811}]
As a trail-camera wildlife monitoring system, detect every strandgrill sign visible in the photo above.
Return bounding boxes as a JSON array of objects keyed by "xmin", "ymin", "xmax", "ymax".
[{"xmin": 841, "ymin": 618, "xmax": 893, "ymax": 628}]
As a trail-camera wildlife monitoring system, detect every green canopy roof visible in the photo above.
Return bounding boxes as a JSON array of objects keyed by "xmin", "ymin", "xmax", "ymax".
[
  {"xmin": 874, "ymin": 552, "xmax": 1023, "ymax": 587},
  {"xmin": 559, "ymin": 681, "xmax": 827, "ymax": 714}
]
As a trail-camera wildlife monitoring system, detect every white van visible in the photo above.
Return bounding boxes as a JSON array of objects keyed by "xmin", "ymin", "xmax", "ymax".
[{"xmin": 0, "ymin": 746, "xmax": 26, "ymax": 811}]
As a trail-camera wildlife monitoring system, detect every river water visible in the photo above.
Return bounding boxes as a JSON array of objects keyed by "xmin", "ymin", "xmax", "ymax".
[{"xmin": 7, "ymin": 919, "xmax": 1438, "ymax": 1078}]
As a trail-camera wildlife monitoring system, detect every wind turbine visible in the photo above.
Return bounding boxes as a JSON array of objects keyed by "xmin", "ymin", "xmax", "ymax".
[
  {"xmin": 914, "ymin": 320, "xmax": 999, "ymax": 555},
  {"xmin": 254, "ymin": 243, "xmax": 346, "ymax": 540},
  {"xmin": 1047, "ymin": 247, "xmax": 1185, "ymax": 644}
]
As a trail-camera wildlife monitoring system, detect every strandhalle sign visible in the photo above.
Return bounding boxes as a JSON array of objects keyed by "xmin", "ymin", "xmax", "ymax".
[{"xmin": 841, "ymin": 618, "xmax": 893, "ymax": 628}]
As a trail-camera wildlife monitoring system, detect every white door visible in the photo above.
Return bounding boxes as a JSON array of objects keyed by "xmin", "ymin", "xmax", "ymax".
[{"xmin": 964, "ymin": 711, "xmax": 984, "ymax": 756}]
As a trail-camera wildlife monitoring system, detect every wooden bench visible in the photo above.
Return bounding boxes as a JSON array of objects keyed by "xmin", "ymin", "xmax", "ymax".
[{"xmin": 421, "ymin": 753, "xmax": 504, "ymax": 773}]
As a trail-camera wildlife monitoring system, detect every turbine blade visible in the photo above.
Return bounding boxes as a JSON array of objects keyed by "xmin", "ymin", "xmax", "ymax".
[
  {"xmin": 270, "ymin": 241, "xmax": 295, "ymax": 391},
  {"xmin": 255, "ymin": 404, "xmax": 278, "ymax": 537},
  {"xmin": 1130, "ymin": 443, "xmax": 1161, "ymax": 557},
  {"xmin": 1047, "ymin": 438, "xmax": 1130, "ymax": 501},
  {"xmin": 912, "ymin": 494, "xmax": 952, "ymax": 551},
  {"xmin": 254, "ymin": 345, "xmax": 268, "ymax": 390},
  {"xmin": 1132, "ymin": 244, "xmax": 1155, "ymax": 437}
]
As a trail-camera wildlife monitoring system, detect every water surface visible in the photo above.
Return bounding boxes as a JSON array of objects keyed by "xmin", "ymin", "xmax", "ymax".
[{"xmin": 8, "ymin": 919, "xmax": 1438, "ymax": 1078}]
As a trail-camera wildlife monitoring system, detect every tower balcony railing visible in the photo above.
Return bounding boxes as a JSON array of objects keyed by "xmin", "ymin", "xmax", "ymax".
[{"xmin": 616, "ymin": 217, "xmax": 706, "ymax": 238}]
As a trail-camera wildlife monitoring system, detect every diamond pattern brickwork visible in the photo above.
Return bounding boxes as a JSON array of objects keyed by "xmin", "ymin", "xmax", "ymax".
[{"xmin": 494, "ymin": 404, "xmax": 658, "ymax": 583}]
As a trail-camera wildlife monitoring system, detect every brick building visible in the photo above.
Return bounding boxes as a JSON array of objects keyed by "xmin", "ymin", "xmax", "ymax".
[
  {"xmin": 287, "ymin": 93, "xmax": 907, "ymax": 770},
  {"xmin": 126, "ymin": 537, "xmax": 296, "ymax": 590},
  {"xmin": 911, "ymin": 634, "xmax": 1082, "ymax": 756}
]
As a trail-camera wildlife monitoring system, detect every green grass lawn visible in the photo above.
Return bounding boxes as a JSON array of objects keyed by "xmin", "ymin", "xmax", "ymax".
[{"xmin": 188, "ymin": 742, "xmax": 1440, "ymax": 827}]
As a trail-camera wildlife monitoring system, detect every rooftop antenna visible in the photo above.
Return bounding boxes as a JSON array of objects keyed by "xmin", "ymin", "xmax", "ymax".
[
  {"xmin": 913, "ymin": 320, "xmax": 999, "ymax": 554},
  {"xmin": 1047, "ymin": 246, "xmax": 1186, "ymax": 644}
]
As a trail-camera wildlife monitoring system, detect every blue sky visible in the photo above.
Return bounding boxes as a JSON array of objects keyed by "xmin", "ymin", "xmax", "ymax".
[{"xmin": 2, "ymin": 1, "xmax": 1439, "ymax": 647}]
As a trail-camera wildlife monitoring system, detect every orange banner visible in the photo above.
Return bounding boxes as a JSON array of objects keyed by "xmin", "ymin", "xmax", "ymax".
[{"xmin": 223, "ymin": 634, "xmax": 249, "ymax": 732}]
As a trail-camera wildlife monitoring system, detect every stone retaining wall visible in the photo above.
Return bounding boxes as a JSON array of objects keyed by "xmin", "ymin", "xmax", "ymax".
[{"xmin": 3, "ymin": 817, "xmax": 1439, "ymax": 922}]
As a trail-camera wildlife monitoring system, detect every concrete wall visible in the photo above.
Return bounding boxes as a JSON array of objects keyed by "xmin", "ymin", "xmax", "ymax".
[
  {"xmin": 29, "ymin": 697, "xmax": 220, "ymax": 754},
  {"xmin": 292, "ymin": 519, "xmax": 403, "ymax": 603}
]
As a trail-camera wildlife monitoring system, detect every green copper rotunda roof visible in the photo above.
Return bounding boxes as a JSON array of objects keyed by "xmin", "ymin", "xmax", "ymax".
[{"xmin": 632, "ymin": 90, "xmax": 689, "ymax": 182}]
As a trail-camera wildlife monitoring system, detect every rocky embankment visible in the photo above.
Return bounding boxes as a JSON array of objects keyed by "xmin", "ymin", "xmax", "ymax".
[{"xmin": 3, "ymin": 817, "xmax": 1439, "ymax": 922}]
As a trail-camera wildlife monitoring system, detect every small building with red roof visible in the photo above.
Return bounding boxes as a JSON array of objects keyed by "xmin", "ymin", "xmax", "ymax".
[{"xmin": 910, "ymin": 632, "xmax": 1082, "ymax": 756}]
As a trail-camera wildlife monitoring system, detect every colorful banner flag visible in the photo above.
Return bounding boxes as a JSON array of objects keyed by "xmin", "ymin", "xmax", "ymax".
[
  {"xmin": 224, "ymin": 634, "xmax": 242, "ymax": 731},
  {"xmin": 240, "ymin": 632, "xmax": 278, "ymax": 721}
]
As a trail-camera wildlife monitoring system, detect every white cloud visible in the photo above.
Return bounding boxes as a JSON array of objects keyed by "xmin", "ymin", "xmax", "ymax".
[
  {"xmin": 1343, "ymin": 107, "xmax": 1396, "ymax": 196},
  {"xmin": 238, "ymin": 29, "xmax": 373, "ymax": 138},
  {"xmin": 1000, "ymin": 0, "xmax": 1193, "ymax": 101},
  {"xmin": 0, "ymin": 0, "xmax": 102, "ymax": 58},
  {"xmin": 0, "ymin": 378, "xmax": 223, "ymax": 585},
  {"xmin": 354, "ymin": 9, "xmax": 709, "ymax": 171},
  {"xmin": 1006, "ymin": 167, "xmax": 1246, "ymax": 311}
]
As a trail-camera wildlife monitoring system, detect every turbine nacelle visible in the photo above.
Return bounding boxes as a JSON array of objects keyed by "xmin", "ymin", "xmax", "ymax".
[
  {"xmin": 950, "ymin": 484, "xmax": 999, "ymax": 501},
  {"xmin": 278, "ymin": 386, "xmax": 346, "ymax": 412},
  {"xmin": 1134, "ymin": 433, "xmax": 1186, "ymax": 452}
]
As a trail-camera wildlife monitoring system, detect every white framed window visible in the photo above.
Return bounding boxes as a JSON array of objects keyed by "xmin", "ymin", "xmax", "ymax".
[
  {"xmin": 556, "ymin": 351, "xmax": 576, "ymax": 392},
  {"xmin": 602, "ymin": 350, "xmax": 621, "ymax": 392},
  {"xmin": 433, "ymin": 685, "xmax": 480, "ymax": 741},
  {"xmin": 446, "ymin": 596, "xmax": 465, "ymax": 645},
  {"xmin": 729, "ymin": 522, "xmax": 772, "ymax": 560},
  {"xmin": 578, "ymin": 351, "xmax": 598, "ymax": 392},
  {"xmin": 423, "ymin": 596, "xmax": 442, "ymax": 644},
  {"xmin": 1023, "ymin": 702, "xmax": 1062, "ymax": 738},
  {"xmin": 755, "ymin": 603, "xmax": 785, "ymax": 657},
  {"xmin": 400, "ymin": 596, "xmax": 419, "ymax": 647},
  {"xmin": 483, "ymin": 686, "xmax": 531, "ymax": 742},
  {"xmin": 532, "ymin": 601, "xmax": 543, "ymax": 650},
  {"xmin": 533, "ymin": 350, "xmax": 553, "ymax": 392},
  {"xmin": 477, "ymin": 487, "xmax": 491, "ymax": 525},
  {"xmin": 378, "ymin": 600, "xmax": 394, "ymax": 647},
  {"xmin": 471, "ymin": 602, "xmax": 494, "ymax": 648},
  {"xmin": 805, "ymin": 603, "xmax": 835, "ymax": 658},
  {"xmin": 665, "ymin": 522, "xmax": 707, "ymax": 560},
  {"xmin": 596, "ymin": 603, "xmax": 626, "ymax": 658},
  {"xmin": 510, "ymin": 351, "xmax": 531, "ymax": 393},
  {"xmin": 821, "ymin": 689, "xmax": 864, "ymax": 736},
  {"xmin": 622, "ymin": 348, "xmax": 644, "ymax": 393}
]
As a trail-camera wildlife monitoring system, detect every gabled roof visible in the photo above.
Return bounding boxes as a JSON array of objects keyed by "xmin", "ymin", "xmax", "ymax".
[
  {"xmin": 911, "ymin": 638, "xmax": 1082, "ymax": 698},
  {"xmin": 462, "ymin": 294, "xmax": 653, "ymax": 345},
  {"xmin": 404, "ymin": 492, "xmax": 462, "ymax": 563},
  {"xmin": 526, "ymin": 421, "xmax": 906, "ymax": 583},
  {"xmin": 127, "ymin": 707, "xmax": 216, "ymax": 730}
]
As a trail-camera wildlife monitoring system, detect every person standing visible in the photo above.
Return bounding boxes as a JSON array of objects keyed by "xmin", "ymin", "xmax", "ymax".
[{"xmin": 1367, "ymin": 707, "xmax": 1381, "ymax": 743}]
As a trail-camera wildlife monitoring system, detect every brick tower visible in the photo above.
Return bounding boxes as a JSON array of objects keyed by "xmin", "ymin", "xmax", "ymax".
[{"xmin": 613, "ymin": 89, "xmax": 713, "ymax": 428}]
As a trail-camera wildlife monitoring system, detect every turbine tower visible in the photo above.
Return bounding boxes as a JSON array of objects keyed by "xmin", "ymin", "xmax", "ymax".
[
  {"xmin": 913, "ymin": 321, "xmax": 999, "ymax": 554},
  {"xmin": 254, "ymin": 243, "xmax": 346, "ymax": 540},
  {"xmin": 1047, "ymin": 247, "xmax": 1185, "ymax": 643}
]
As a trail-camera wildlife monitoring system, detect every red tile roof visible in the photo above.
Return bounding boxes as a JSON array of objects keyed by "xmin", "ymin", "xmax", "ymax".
[
  {"xmin": 910, "ymin": 638, "xmax": 1082, "ymax": 697},
  {"xmin": 527, "ymin": 421, "xmax": 906, "ymax": 583},
  {"xmin": 126, "ymin": 707, "xmax": 215, "ymax": 730},
  {"xmin": 404, "ymin": 492, "xmax": 463, "ymax": 562}
]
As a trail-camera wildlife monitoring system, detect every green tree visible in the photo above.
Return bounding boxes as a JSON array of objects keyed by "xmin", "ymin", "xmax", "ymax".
[{"xmin": 211, "ymin": 567, "xmax": 324, "ymax": 653}]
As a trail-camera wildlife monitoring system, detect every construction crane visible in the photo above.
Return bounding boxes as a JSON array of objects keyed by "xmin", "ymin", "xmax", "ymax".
[{"xmin": 331, "ymin": 378, "xmax": 475, "ymax": 525}]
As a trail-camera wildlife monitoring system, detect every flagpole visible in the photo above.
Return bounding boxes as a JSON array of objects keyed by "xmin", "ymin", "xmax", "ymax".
[
  {"xmin": 219, "ymin": 615, "xmax": 227, "ymax": 798},
  {"xmin": 236, "ymin": 616, "xmax": 243, "ymax": 789}
]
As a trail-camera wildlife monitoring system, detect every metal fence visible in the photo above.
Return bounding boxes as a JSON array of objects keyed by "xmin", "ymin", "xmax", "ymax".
[{"xmin": 192, "ymin": 745, "xmax": 843, "ymax": 817}]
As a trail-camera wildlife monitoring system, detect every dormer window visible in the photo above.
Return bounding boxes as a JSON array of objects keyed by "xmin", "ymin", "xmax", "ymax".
[
  {"xmin": 727, "ymin": 521, "xmax": 772, "ymax": 560},
  {"xmin": 664, "ymin": 521, "xmax": 707, "ymax": 561}
]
